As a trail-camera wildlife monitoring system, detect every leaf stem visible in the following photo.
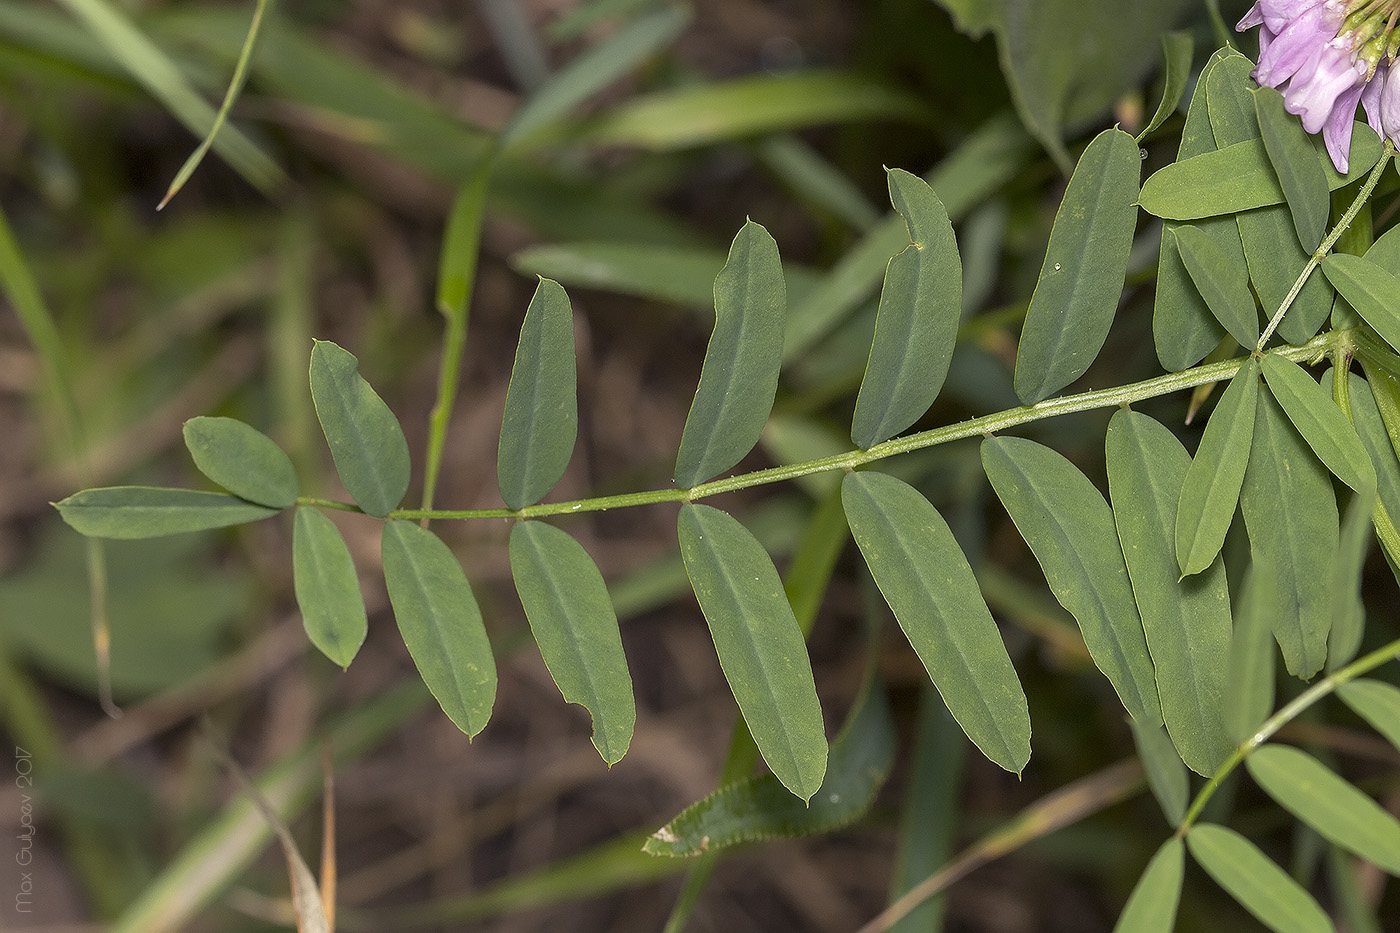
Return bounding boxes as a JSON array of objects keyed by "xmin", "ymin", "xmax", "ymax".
[
  {"xmin": 1177, "ymin": 631, "xmax": 1400, "ymax": 833},
  {"xmin": 1257, "ymin": 140, "xmax": 1396, "ymax": 352}
]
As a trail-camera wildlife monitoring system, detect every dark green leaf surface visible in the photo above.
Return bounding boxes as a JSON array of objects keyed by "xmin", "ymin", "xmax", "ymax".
[
  {"xmin": 1328, "ymin": 485, "xmax": 1373, "ymax": 670},
  {"xmin": 183, "ymin": 416, "xmax": 298, "ymax": 509},
  {"xmin": 509, "ymin": 522, "xmax": 634, "ymax": 765},
  {"xmin": 1322, "ymin": 254, "xmax": 1400, "ymax": 353},
  {"xmin": 55, "ymin": 486, "xmax": 280, "ymax": 539},
  {"xmin": 1253, "ymin": 87, "xmax": 1329, "ymax": 251},
  {"xmin": 1153, "ymin": 50, "xmax": 1234, "ymax": 372},
  {"xmin": 1130, "ymin": 718, "xmax": 1188, "ymax": 827},
  {"xmin": 498, "ymin": 278, "xmax": 577, "ymax": 510},
  {"xmin": 677, "ymin": 504, "xmax": 826, "ymax": 801},
  {"xmin": 842, "ymin": 471, "xmax": 1030, "ymax": 773},
  {"xmin": 643, "ymin": 678, "xmax": 894, "ymax": 857},
  {"xmin": 1261, "ymin": 355, "xmax": 1375, "ymax": 494},
  {"xmin": 1347, "ymin": 372, "xmax": 1400, "ymax": 536},
  {"xmin": 1113, "ymin": 838, "xmax": 1184, "ymax": 933},
  {"xmin": 1175, "ymin": 359, "xmax": 1259, "ymax": 576},
  {"xmin": 1226, "ymin": 565, "xmax": 1277, "ymax": 743},
  {"xmin": 308, "ymin": 340, "xmax": 410, "ymax": 518},
  {"xmin": 1249, "ymin": 745, "xmax": 1400, "ymax": 874},
  {"xmin": 292, "ymin": 508, "xmax": 365, "ymax": 668},
  {"xmin": 1240, "ymin": 391, "xmax": 1337, "ymax": 679},
  {"xmin": 851, "ymin": 169, "xmax": 962, "ymax": 449},
  {"xmin": 1013, "ymin": 128, "xmax": 1140, "ymax": 404},
  {"xmin": 1338, "ymin": 679, "xmax": 1400, "ymax": 751},
  {"xmin": 982, "ymin": 435, "xmax": 1161, "ymax": 724},
  {"xmin": 674, "ymin": 221, "xmax": 786, "ymax": 488},
  {"xmin": 1139, "ymin": 123, "xmax": 1381, "ymax": 219},
  {"xmin": 1106, "ymin": 410, "xmax": 1231, "ymax": 775},
  {"xmin": 1172, "ymin": 225, "xmax": 1258, "ymax": 348},
  {"xmin": 381, "ymin": 520, "xmax": 496, "ymax": 738},
  {"xmin": 1187, "ymin": 824, "xmax": 1331, "ymax": 933},
  {"xmin": 1138, "ymin": 32, "xmax": 1194, "ymax": 141}
]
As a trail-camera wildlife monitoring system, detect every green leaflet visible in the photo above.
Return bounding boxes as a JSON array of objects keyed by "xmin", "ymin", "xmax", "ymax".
[
  {"xmin": 55, "ymin": 486, "xmax": 280, "ymax": 539},
  {"xmin": 1137, "ymin": 32, "xmax": 1193, "ymax": 142},
  {"xmin": 1113, "ymin": 838, "xmax": 1184, "ymax": 933},
  {"xmin": 1105, "ymin": 410, "xmax": 1231, "ymax": 776},
  {"xmin": 1328, "ymin": 485, "xmax": 1373, "ymax": 671},
  {"xmin": 292, "ymin": 508, "xmax": 366, "ymax": 668},
  {"xmin": 1129, "ymin": 719, "xmax": 1188, "ymax": 827},
  {"xmin": 841, "ymin": 471, "xmax": 1030, "ymax": 773},
  {"xmin": 1253, "ymin": 87, "xmax": 1329, "ymax": 252},
  {"xmin": 677, "ymin": 504, "xmax": 827, "ymax": 801},
  {"xmin": 308, "ymin": 340, "xmax": 410, "ymax": 518},
  {"xmin": 1013, "ymin": 128, "xmax": 1140, "ymax": 405},
  {"xmin": 981, "ymin": 435, "xmax": 1161, "ymax": 725},
  {"xmin": 1338, "ymin": 679, "xmax": 1400, "ymax": 751},
  {"xmin": 1248, "ymin": 744, "xmax": 1400, "ymax": 874},
  {"xmin": 1172, "ymin": 225, "xmax": 1258, "ymax": 349},
  {"xmin": 674, "ymin": 221, "xmax": 786, "ymax": 488},
  {"xmin": 1239, "ymin": 390, "xmax": 1338, "ymax": 679},
  {"xmin": 850, "ymin": 169, "xmax": 962, "ymax": 450},
  {"xmin": 643, "ymin": 677, "xmax": 894, "ymax": 857},
  {"xmin": 381, "ymin": 520, "xmax": 496, "ymax": 738},
  {"xmin": 1322, "ymin": 253, "xmax": 1400, "ymax": 353},
  {"xmin": 1226, "ymin": 565, "xmax": 1278, "ymax": 743},
  {"xmin": 498, "ymin": 278, "xmax": 578, "ymax": 510},
  {"xmin": 1261, "ymin": 355, "xmax": 1375, "ymax": 495},
  {"xmin": 183, "ymin": 416, "xmax": 299, "ymax": 509},
  {"xmin": 1175, "ymin": 358, "xmax": 1259, "ymax": 577},
  {"xmin": 1205, "ymin": 52, "xmax": 1332, "ymax": 347},
  {"xmin": 1154, "ymin": 49, "xmax": 1232, "ymax": 373},
  {"xmin": 1346, "ymin": 372, "xmax": 1400, "ymax": 536},
  {"xmin": 1187, "ymin": 824, "xmax": 1331, "ymax": 933},
  {"xmin": 509, "ymin": 522, "xmax": 634, "ymax": 765},
  {"xmin": 1138, "ymin": 122, "xmax": 1382, "ymax": 220}
]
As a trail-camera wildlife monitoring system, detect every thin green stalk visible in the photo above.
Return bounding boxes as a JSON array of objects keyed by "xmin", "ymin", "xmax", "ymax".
[
  {"xmin": 1258, "ymin": 141, "xmax": 1396, "ymax": 351},
  {"xmin": 1178, "ymin": 633, "xmax": 1400, "ymax": 833}
]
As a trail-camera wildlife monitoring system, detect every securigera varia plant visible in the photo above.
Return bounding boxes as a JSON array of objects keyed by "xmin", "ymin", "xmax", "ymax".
[{"xmin": 46, "ymin": 8, "xmax": 1400, "ymax": 932}]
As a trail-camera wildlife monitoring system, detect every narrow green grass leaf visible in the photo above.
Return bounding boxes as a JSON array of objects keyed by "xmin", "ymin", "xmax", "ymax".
[
  {"xmin": 1139, "ymin": 123, "xmax": 1381, "ymax": 219},
  {"xmin": 292, "ymin": 508, "xmax": 366, "ymax": 669},
  {"xmin": 1253, "ymin": 87, "xmax": 1329, "ymax": 251},
  {"xmin": 183, "ymin": 416, "xmax": 298, "ymax": 509},
  {"xmin": 1138, "ymin": 32, "xmax": 1194, "ymax": 141},
  {"xmin": 1338, "ymin": 679, "xmax": 1400, "ymax": 751},
  {"xmin": 381, "ymin": 521, "xmax": 496, "ymax": 738},
  {"xmin": 308, "ymin": 340, "xmax": 410, "ymax": 518},
  {"xmin": 677, "ymin": 504, "xmax": 826, "ymax": 801},
  {"xmin": 1175, "ymin": 358, "xmax": 1259, "ymax": 576},
  {"xmin": 1248, "ymin": 744, "xmax": 1400, "ymax": 874},
  {"xmin": 1153, "ymin": 50, "xmax": 1234, "ymax": 371},
  {"xmin": 498, "ymin": 279, "xmax": 577, "ymax": 510},
  {"xmin": 1323, "ymin": 254, "xmax": 1400, "ymax": 353},
  {"xmin": 1240, "ymin": 391, "xmax": 1337, "ymax": 678},
  {"xmin": 500, "ymin": 5, "xmax": 690, "ymax": 146},
  {"xmin": 1129, "ymin": 719, "xmax": 1188, "ymax": 826},
  {"xmin": 842, "ymin": 471, "xmax": 1030, "ymax": 773},
  {"xmin": 1113, "ymin": 838, "xmax": 1184, "ymax": 933},
  {"xmin": 158, "ymin": 0, "xmax": 270, "ymax": 209},
  {"xmin": 1187, "ymin": 824, "xmax": 1331, "ymax": 933},
  {"xmin": 1226, "ymin": 565, "xmax": 1278, "ymax": 742},
  {"xmin": 644, "ymin": 677, "xmax": 893, "ymax": 857},
  {"xmin": 674, "ymin": 221, "xmax": 786, "ymax": 488},
  {"xmin": 580, "ymin": 70, "xmax": 932, "ymax": 150},
  {"xmin": 54, "ymin": 0, "xmax": 282, "ymax": 194},
  {"xmin": 1013, "ymin": 128, "xmax": 1141, "ymax": 404},
  {"xmin": 1261, "ymin": 355, "xmax": 1375, "ymax": 495},
  {"xmin": 1173, "ymin": 225, "xmax": 1259, "ymax": 348},
  {"xmin": 851, "ymin": 169, "xmax": 962, "ymax": 449},
  {"xmin": 55, "ymin": 487, "xmax": 279, "ymax": 539},
  {"xmin": 981, "ymin": 435, "xmax": 1161, "ymax": 725},
  {"xmin": 509, "ymin": 522, "xmax": 634, "ymax": 765},
  {"xmin": 1106, "ymin": 410, "xmax": 1232, "ymax": 775}
]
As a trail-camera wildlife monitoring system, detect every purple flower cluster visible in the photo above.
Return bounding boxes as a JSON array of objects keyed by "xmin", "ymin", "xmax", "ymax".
[{"xmin": 1238, "ymin": 0, "xmax": 1400, "ymax": 172}]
